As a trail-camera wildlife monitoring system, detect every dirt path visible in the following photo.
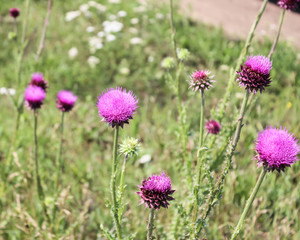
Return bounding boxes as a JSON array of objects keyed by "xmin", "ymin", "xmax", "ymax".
[{"xmin": 180, "ymin": 0, "xmax": 300, "ymax": 49}]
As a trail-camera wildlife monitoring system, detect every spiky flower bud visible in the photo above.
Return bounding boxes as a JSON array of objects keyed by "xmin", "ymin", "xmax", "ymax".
[
  {"xmin": 278, "ymin": 0, "xmax": 299, "ymax": 10},
  {"xmin": 177, "ymin": 48, "xmax": 190, "ymax": 61},
  {"xmin": 119, "ymin": 137, "xmax": 140, "ymax": 157},
  {"xmin": 188, "ymin": 70, "xmax": 215, "ymax": 92},
  {"xmin": 161, "ymin": 57, "xmax": 175, "ymax": 69}
]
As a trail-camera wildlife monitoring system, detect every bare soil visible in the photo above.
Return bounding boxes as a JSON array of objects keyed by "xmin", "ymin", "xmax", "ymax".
[{"xmin": 180, "ymin": 0, "xmax": 300, "ymax": 49}]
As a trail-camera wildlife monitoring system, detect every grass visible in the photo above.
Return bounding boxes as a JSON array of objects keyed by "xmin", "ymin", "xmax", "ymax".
[{"xmin": 0, "ymin": 0, "xmax": 299, "ymax": 239}]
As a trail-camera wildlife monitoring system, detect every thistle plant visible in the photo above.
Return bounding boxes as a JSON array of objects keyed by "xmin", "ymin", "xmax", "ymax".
[
  {"xmin": 137, "ymin": 172, "xmax": 175, "ymax": 239},
  {"xmin": 24, "ymin": 85, "xmax": 50, "ymax": 223},
  {"xmin": 9, "ymin": 8, "xmax": 20, "ymax": 39},
  {"xmin": 231, "ymin": 127, "xmax": 299, "ymax": 239},
  {"xmin": 188, "ymin": 70, "xmax": 215, "ymax": 229},
  {"xmin": 197, "ymin": 55, "xmax": 272, "ymax": 236},
  {"xmin": 97, "ymin": 87, "xmax": 138, "ymax": 240}
]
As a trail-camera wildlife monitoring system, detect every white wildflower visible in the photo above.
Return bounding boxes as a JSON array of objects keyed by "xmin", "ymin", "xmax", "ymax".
[
  {"xmin": 65, "ymin": 11, "xmax": 81, "ymax": 22},
  {"xmin": 119, "ymin": 67, "xmax": 130, "ymax": 75},
  {"xmin": 89, "ymin": 37, "xmax": 103, "ymax": 53},
  {"xmin": 88, "ymin": 1, "xmax": 107, "ymax": 12},
  {"xmin": 86, "ymin": 26, "xmax": 95, "ymax": 33},
  {"xmin": 109, "ymin": 0, "xmax": 120, "ymax": 3},
  {"xmin": 117, "ymin": 10, "xmax": 127, "ymax": 17},
  {"xmin": 129, "ymin": 27, "xmax": 138, "ymax": 34},
  {"xmin": 97, "ymin": 31, "xmax": 105, "ymax": 38},
  {"xmin": 87, "ymin": 56, "xmax": 100, "ymax": 68},
  {"xmin": 108, "ymin": 14, "xmax": 117, "ymax": 21},
  {"xmin": 139, "ymin": 154, "xmax": 152, "ymax": 164},
  {"xmin": 134, "ymin": 6, "xmax": 146, "ymax": 13},
  {"xmin": 130, "ymin": 18, "xmax": 139, "ymax": 25},
  {"xmin": 0, "ymin": 87, "xmax": 16, "ymax": 96},
  {"xmin": 130, "ymin": 37, "xmax": 143, "ymax": 45},
  {"xmin": 68, "ymin": 47, "xmax": 78, "ymax": 59},
  {"xmin": 79, "ymin": 4, "xmax": 89, "ymax": 13},
  {"xmin": 103, "ymin": 21, "xmax": 123, "ymax": 33},
  {"xmin": 106, "ymin": 34, "xmax": 116, "ymax": 42}
]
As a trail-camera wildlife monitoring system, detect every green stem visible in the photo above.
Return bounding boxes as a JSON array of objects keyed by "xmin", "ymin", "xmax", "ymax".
[
  {"xmin": 34, "ymin": 110, "xmax": 51, "ymax": 224},
  {"xmin": 192, "ymin": 89, "xmax": 205, "ymax": 227},
  {"xmin": 197, "ymin": 91, "xmax": 250, "ymax": 235},
  {"xmin": 268, "ymin": 9, "xmax": 285, "ymax": 60},
  {"xmin": 55, "ymin": 111, "xmax": 65, "ymax": 189},
  {"xmin": 217, "ymin": 0, "xmax": 268, "ymax": 122},
  {"xmin": 111, "ymin": 126, "xmax": 122, "ymax": 239},
  {"xmin": 147, "ymin": 208, "xmax": 155, "ymax": 240},
  {"xmin": 118, "ymin": 153, "xmax": 128, "ymax": 222},
  {"xmin": 169, "ymin": 0, "xmax": 178, "ymax": 63},
  {"xmin": 231, "ymin": 168, "xmax": 267, "ymax": 240}
]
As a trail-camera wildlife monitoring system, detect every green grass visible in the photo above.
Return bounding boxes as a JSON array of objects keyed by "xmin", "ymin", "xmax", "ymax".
[{"xmin": 0, "ymin": 0, "xmax": 299, "ymax": 239}]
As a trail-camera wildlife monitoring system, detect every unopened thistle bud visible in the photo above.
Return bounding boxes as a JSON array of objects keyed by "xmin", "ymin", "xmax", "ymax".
[
  {"xmin": 119, "ymin": 137, "xmax": 140, "ymax": 157},
  {"xmin": 188, "ymin": 70, "xmax": 215, "ymax": 92},
  {"xmin": 161, "ymin": 57, "xmax": 175, "ymax": 69},
  {"xmin": 177, "ymin": 48, "xmax": 190, "ymax": 61}
]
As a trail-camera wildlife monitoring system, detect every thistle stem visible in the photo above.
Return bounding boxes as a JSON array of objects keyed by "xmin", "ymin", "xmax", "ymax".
[
  {"xmin": 36, "ymin": 0, "xmax": 53, "ymax": 61},
  {"xmin": 55, "ymin": 111, "xmax": 65, "ymax": 189},
  {"xmin": 169, "ymin": 0, "xmax": 178, "ymax": 63},
  {"xmin": 111, "ymin": 126, "xmax": 122, "ymax": 239},
  {"xmin": 197, "ymin": 90, "xmax": 250, "ymax": 235},
  {"xmin": 147, "ymin": 208, "xmax": 155, "ymax": 240},
  {"xmin": 268, "ymin": 9, "xmax": 285, "ymax": 60},
  {"xmin": 192, "ymin": 89, "xmax": 205, "ymax": 226},
  {"xmin": 34, "ymin": 110, "xmax": 50, "ymax": 224},
  {"xmin": 231, "ymin": 168, "xmax": 267, "ymax": 240},
  {"xmin": 216, "ymin": 0, "xmax": 268, "ymax": 122},
  {"xmin": 118, "ymin": 153, "xmax": 128, "ymax": 222}
]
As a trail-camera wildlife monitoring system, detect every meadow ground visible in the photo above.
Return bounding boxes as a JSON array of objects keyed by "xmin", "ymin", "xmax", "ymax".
[{"xmin": 0, "ymin": 0, "xmax": 299, "ymax": 239}]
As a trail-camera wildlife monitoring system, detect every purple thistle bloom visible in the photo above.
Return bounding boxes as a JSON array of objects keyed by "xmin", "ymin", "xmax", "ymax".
[
  {"xmin": 24, "ymin": 86, "xmax": 46, "ymax": 110},
  {"xmin": 9, "ymin": 8, "xmax": 20, "ymax": 18},
  {"xmin": 278, "ymin": 0, "xmax": 300, "ymax": 10},
  {"xmin": 30, "ymin": 73, "xmax": 48, "ymax": 91},
  {"xmin": 188, "ymin": 70, "xmax": 215, "ymax": 92},
  {"xmin": 97, "ymin": 87, "xmax": 138, "ymax": 128},
  {"xmin": 237, "ymin": 55, "xmax": 272, "ymax": 93},
  {"xmin": 205, "ymin": 120, "xmax": 222, "ymax": 135},
  {"xmin": 254, "ymin": 126, "xmax": 299, "ymax": 172},
  {"xmin": 57, "ymin": 90, "xmax": 77, "ymax": 112},
  {"xmin": 137, "ymin": 172, "xmax": 175, "ymax": 210}
]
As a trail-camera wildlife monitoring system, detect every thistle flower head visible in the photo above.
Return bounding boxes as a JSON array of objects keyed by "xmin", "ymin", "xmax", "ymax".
[
  {"xmin": 205, "ymin": 120, "xmax": 221, "ymax": 135},
  {"xmin": 137, "ymin": 172, "xmax": 175, "ymax": 209},
  {"xmin": 188, "ymin": 70, "xmax": 215, "ymax": 92},
  {"xmin": 254, "ymin": 126, "xmax": 299, "ymax": 172},
  {"xmin": 119, "ymin": 137, "xmax": 140, "ymax": 157},
  {"xmin": 177, "ymin": 48, "xmax": 190, "ymax": 61},
  {"xmin": 97, "ymin": 87, "xmax": 138, "ymax": 128},
  {"xmin": 30, "ymin": 73, "xmax": 48, "ymax": 91},
  {"xmin": 278, "ymin": 0, "xmax": 300, "ymax": 10},
  {"xmin": 161, "ymin": 57, "xmax": 175, "ymax": 69},
  {"xmin": 57, "ymin": 90, "xmax": 77, "ymax": 112},
  {"xmin": 9, "ymin": 8, "xmax": 20, "ymax": 18},
  {"xmin": 237, "ymin": 55, "xmax": 272, "ymax": 93},
  {"xmin": 24, "ymin": 86, "xmax": 46, "ymax": 110}
]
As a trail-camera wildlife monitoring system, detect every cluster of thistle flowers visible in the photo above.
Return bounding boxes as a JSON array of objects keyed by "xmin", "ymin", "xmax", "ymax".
[
  {"xmin": 97, "ymin": 87, "xmax": 176, "ymax": 210},
  {"xmin": 24, "ymin": 72, "xmax": 77, "ymax": 112}
]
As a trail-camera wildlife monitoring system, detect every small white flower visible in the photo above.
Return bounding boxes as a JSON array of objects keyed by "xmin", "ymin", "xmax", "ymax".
[
  {"xmin": 139, "ymin": 154, "xmax": 152, "ymax": 164},
  {"xmin": 119, "ymin": 67, "xmax": 130, "ymax": 75},
  {"xmin": 108, "ymin": 14, "xmax": 117, "ymax": 21},
  {"xmin": 129, "ymin": 27, "xmax": 138, "ymax": 34},
  {"xmin": 65, "ymin": 11, "xmax": 81, "ymax": 22},
  {"xmin": 97, "ymin": 31, "xmax": 105, "ymax": 38},
  {"xmin": 79, "ymin": 4, "xmax": 89, "ymax": 13},
  {"xmin": 130, "ymin": 37, "xmax": 143, "ymax": 45},
  {"xmin": 109, "ymin": 0, "xmax": 120, "ymax": 3},
  {"xmin": 117, "ymin": 10, "xmax": 127, "ymax": 17},
  {"xmin": 148, "ymin": 56, "xmax": 154, "ymax": 62},
  {"xmin": 88, "ymin": 1, "xmax": 107, "ymax": 12},
  {"xmin": 130, "ymin": 18, "xmax": 139, "ymax": 25},
  {"xmin": 0, "ymin": 87, "xmax": 16, "ymax": 95},
  {"xmin": 106, "ymin": 34, "xmax": 116, "ymax": 42},
  {"xmin": 87, "ymin": 56, "xmax": 100, "ymax": 68},
  {"xmin": 84, "ymin": 11, "xmax": 92, "ymax": 18},
  {"xmin": 68, "ymin": 47, "xmax": 78, "ymax": 59},
  {"xmin": 89, "ymin": 37, "xmax": 103, "ymax": 53},
  {"xmin": 103, "ymin": 21, "xmax": 123, "ymax": 33},
  {"xmin": 86, "ymin": 26, "xmax": 95, "ymax": 33}
]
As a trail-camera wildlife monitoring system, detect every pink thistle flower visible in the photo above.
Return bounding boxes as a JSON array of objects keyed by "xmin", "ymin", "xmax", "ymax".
[
  {"xmin": 188, "ymin": 70, "xmax": 215, "ymax": 92},
  {"xmin": 254, "ymin": 126, "xmax": 299, "ymax": 172},
  {"xmin": 205, "ymin": 120, "xmax": 221, "ymax": 135},
  {"xmin": 278, "ymin": 0, "xmax": 300, "ymax": 10},
  {"xmin": 24, "ymin": 86, "xmax": 46, "ymax": 110},
  {"xmin": 57, "ymin": 90, "xmax": 77, "ymax": 112},
  {"xmin": 237, "ymin": 55, "xmax": 272, "ymax": 93},
  {"xmin": 97, "ymin": 87, "xmax": 138, "ymax": 128},
  {"xmin": 9, "ymin": 8, "xmax": 20, "ymax": 18},
  {"xmin": 30, "ymin": 73, "xmax": 48, "ymax": 91},
  {"xmin": 137, "ymin": 172, "xmax": 175, "ymax": 209}
]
